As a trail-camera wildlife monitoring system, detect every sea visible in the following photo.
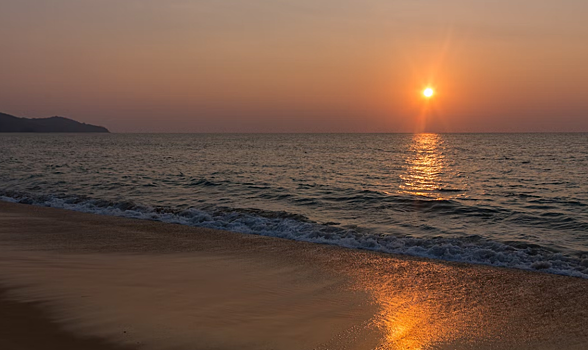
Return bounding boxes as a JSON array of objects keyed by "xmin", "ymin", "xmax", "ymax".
[{"xmin": 1, "ymin": 133, "xmax": 588, "ymax": 277}]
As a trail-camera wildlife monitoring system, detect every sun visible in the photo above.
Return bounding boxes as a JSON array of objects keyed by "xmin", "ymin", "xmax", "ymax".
[{"xmin": 423, "ymin": 88, "xmax": 434, "ymax": 98}]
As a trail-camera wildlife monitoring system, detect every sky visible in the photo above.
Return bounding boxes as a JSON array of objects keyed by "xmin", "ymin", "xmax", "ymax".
[{"xmin": 1, "ymin": 0, "xmax": 588, "ymax": 133}]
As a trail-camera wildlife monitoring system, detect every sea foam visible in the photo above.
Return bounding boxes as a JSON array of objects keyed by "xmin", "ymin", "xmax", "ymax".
[{"xmin": 2, "ymin": 192, "xmax": 587, "ymax": 279}]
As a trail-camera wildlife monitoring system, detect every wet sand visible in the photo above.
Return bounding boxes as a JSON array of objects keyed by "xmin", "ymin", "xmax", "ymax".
[
  {"xmin": 1, "ymin": 201, "xmax": 588, "ymax": 349},
  {"xmin": 0, "ymin": 289, "xmax": 134, "ymax": 350}
]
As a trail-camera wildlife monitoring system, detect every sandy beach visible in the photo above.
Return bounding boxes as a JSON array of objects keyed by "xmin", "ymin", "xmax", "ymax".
[{"xmin": 1, "ymin": 201, "xmax": 587, "ymax": 350}]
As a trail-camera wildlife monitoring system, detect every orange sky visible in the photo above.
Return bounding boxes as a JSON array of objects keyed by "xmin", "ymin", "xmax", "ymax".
[{"xmin": 1, "ymin": 0, "xmax": 587, "ymax": 132}]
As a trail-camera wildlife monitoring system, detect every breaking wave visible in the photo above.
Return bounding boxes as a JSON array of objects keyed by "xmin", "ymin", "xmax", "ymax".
[{"xmin": 2, "ymin": 190, "xmax": 588, "ymax": 279}]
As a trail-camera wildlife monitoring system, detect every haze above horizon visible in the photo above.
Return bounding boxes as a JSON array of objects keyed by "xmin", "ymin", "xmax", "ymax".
[{"xmin": 2, "ymin": 0, "xmax": 587, "ymax": 133}]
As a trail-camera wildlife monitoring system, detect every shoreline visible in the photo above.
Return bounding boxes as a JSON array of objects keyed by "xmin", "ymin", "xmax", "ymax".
[
  {"xmin": 1, "ymin": 201, "xmax": 588, "ymax": 349},
  {"xmin": 1, "ymin": 194, "xmax": 585, "ymax": 279}
]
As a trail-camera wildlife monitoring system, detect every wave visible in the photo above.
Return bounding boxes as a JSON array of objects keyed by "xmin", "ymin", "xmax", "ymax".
[
  {"xmin": 315, "ymin": 187, "xmax": 588, "ymax": 231},
  {"xmin": 1, "ymin": 190, "xmax": 588, "ymax": 279}
]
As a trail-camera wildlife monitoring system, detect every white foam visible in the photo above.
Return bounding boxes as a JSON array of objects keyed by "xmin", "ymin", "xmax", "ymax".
[{"xmin": 2, "ymin": 194, "xmax": 587, "ymax": 279}]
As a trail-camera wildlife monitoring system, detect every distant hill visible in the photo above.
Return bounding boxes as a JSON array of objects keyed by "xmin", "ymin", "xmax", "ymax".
[{"xmin": 0, "ymin": 112, "xmax": 109, "ymax": 133}]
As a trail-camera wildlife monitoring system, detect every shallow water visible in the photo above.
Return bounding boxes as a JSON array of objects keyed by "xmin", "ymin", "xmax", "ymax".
[{"xmin": 1, "ymin": 133, "xmax": 588, "ymax": 276}]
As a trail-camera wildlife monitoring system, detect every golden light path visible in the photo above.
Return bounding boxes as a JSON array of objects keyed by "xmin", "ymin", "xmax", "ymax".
[
  {"xmin": 399, "ymin": 134, "xmax": 445, "ymax": 199},
  {"xmin": 398, "ymin": 133, "xmax": 467, "ymax": 200}
]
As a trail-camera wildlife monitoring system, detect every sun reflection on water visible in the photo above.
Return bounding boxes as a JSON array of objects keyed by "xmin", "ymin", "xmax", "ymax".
[
  {"xmin": 399, "ymin": 134, "xmax": 445, "ymax": 199},
  {"xmin": 399, "ymin": 133, "xmax": 465, "ymax": 200}
]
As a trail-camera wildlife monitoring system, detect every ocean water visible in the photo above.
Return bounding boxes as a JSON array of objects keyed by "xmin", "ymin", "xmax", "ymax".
[{"xmin": 1, "ymin": 133, "xmax": 588, "ymax": 277}]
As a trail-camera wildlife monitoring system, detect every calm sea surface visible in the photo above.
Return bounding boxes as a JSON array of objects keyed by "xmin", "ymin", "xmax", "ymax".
[{"xmin": 2, "ymin": 134, "xmax": 588, "ymax": 276}]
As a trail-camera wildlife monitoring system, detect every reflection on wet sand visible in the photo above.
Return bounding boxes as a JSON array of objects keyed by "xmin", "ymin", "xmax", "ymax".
[
  {"xmin": 373, "ymin": 291, "xmax": 448, "ymax": 350},
  {"xmin": 0, "ymin": 251, "xmax": 490, "ymax": 350},
  {"xmin": 353, "ymin": 261, "xmax": 486, "ymax": 350}
]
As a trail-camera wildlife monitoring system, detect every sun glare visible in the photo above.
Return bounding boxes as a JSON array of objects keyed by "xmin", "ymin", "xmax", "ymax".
[{"xmin": 423, "ymin": 88, "xmax": 434, "ymax": 98}]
